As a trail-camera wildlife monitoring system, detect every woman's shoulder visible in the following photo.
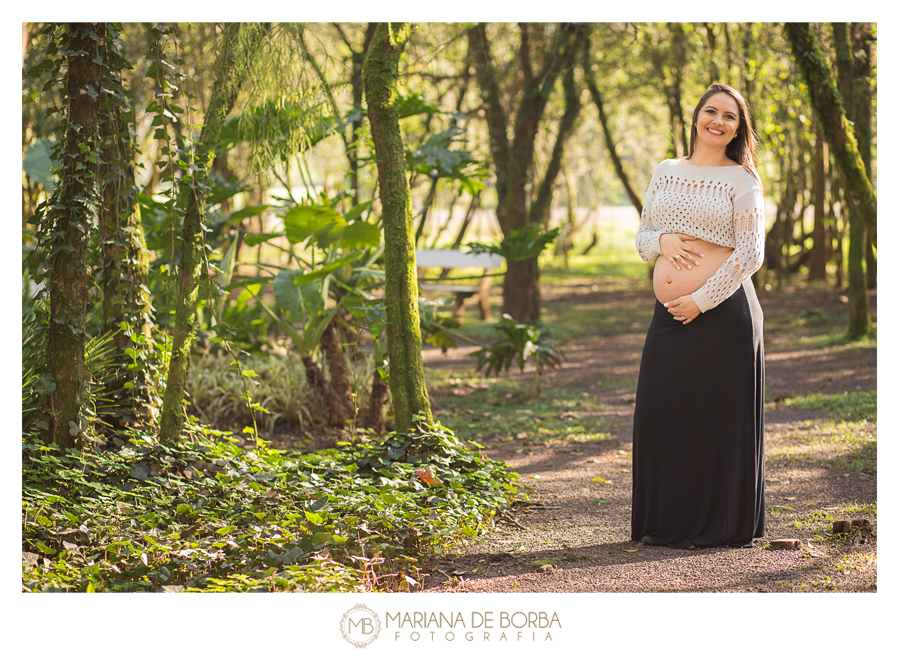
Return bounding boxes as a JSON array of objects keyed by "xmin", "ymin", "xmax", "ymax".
[
  {"xmin": 726, "ymin": 166, "xmax": 763, "ymax": 197},
  {"xmin": 649, "ymin": 158, "xmax": 679, "ymax": 178}
]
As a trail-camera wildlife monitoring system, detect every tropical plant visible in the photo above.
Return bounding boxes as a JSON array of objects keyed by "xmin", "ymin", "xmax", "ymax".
[
  {"xmin": 467, "ymin": 226, "xmax": 561, "ymax": 262},
  {"xmin": 472, "ymin": 314, "xmax": 566, "ymax": 398},
  {"xmin": 231, "ymin": 195, "xmax": 383, "ymax": 429}
]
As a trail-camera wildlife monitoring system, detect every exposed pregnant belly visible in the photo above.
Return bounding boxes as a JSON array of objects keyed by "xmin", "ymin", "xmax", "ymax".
[{"xmin": 653, "ymin": 238, "xmax": 734, "ymax": 304}]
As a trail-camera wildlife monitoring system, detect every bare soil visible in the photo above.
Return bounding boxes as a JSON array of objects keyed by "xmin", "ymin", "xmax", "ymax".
[{"xmin": 416, "ymin": 283, "xmax": 877, "ymax": 593}]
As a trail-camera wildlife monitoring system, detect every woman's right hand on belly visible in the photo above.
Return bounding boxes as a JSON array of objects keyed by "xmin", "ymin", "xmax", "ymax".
[{"xmin": 659, "ymin": 233, "xmax": 705, "ymax": 270}]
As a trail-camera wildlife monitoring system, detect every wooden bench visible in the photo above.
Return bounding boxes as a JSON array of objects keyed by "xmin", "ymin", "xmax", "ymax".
[{"xmin": 416, "ymin": 249, "xmax": 504, "ymax": 320}]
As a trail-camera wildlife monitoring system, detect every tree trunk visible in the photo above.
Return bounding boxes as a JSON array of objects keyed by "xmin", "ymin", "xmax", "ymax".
[
  {"xmin": 428, "ymin": 186, "xmax": 462, "ymax": 249},
  {"xmin": 722, "ymin": 23, "xmax": 735, "ymax": 80},
  {"xmin": 450, "ymin": 192, "xmax": 480, "ymax": 250},
  {"xmin": 159, "ymin": 23, "xmax": 262, "ymax": 442},
  {"xmin": 703, "ymin": 23, "xmax": 719, "ymax": 83},
  {"xmin": 808, "ymin": 123, "xmax": 827, "ymax": 281},
  {"xmin": 319, "ymin": 321, "xmax": 355, "ymax": 428},
  {"xmin": 582, "ymin": 38, "xmax": 643, "ymax": 216},
  {"xmin": 667, "ymin": 23, "xmax": 689, "ymax": 158},
  {"xmin": 784, "ymin": 22, "xmax": 876, "ymax": 245},
  {"xmin": 469, "ymin": 22, "xmax": 584, "ymax": 322},
  {"xmin": 831, "ymin": 180, "xmax": 844, "ymax": 289},
  {"xmin": 437, "ymin": 191, "xmax": 481, "ymax": 280},
  {"xmin": 98, "ymin": 26, "xmax": 155, "ymax": 429},
  {"xmin": 43, "ymin": 23, "xmax": 101, "ymax": 450},
  {"xmin": 741, "ymin": 24, "xmax": 757, "ymax": 135},
  {"xmin": 851, "ymin": 23, "xmax": 877, "ymax": 290},
  {"xmin": 340, "ymin": 22, "xmax": 377, "ymax": 204},
  {"xmin": 363, "ymin": 371, "xmax": 388, "ymax": 433},
  {"xmin": 414, "ymin": 175, "xmax": 439, "ymax": 245},
  {"xmin": 833, "ymin": 22, "xmax": 871, "ymax": 339},
  {"xmin": 529, "ymin": 46, "xmax": 583, "ymax": 227},
  {"xmin": 363, "ymin": 22, "xmax": 433, "ymax": 434},
  {"xmin": 554, "ymin": 167, "xmax": 577, "ymax": 268}
]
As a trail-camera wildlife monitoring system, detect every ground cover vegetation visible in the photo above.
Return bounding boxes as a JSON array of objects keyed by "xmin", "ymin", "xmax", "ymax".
[{"xmin": 22, "ymin": 22, "xmax": 875, "ymax": 593}]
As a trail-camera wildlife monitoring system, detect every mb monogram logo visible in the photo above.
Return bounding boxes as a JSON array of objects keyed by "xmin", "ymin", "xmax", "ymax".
[{"xmin": 340, "ymin": 604, "xmax": 382, "ymax": 648}]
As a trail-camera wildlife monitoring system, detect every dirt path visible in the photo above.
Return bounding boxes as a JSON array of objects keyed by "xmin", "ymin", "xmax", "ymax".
[{"xmin": 416, "ymin": 284, "xmax": 877, "ymax": 593}]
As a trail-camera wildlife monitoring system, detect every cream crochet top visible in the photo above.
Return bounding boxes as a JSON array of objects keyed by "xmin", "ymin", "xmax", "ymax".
[{"xmin": 635, "ymin": 159, "xmax": 766, "ymax": 313}]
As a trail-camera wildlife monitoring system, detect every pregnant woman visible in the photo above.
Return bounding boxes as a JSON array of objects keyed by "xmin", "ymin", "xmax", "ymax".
[{"xmin": 631, "ymin": 83, "xmax": 767, "ymax": 549}]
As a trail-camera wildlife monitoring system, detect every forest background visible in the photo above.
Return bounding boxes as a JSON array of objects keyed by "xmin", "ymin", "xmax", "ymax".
[{"xmin": 14, "ymin": 15, "xmax": 887, "ymax": 646}]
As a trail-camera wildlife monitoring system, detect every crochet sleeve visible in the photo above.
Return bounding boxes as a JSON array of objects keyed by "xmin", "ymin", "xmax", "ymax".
[
  {"xmin": 691, "ymin": 186, "xmax": 765, "ymax": 313},
  {"xmin": 635, "ymin": 169, "xmax": 666, "ymax": 261}
]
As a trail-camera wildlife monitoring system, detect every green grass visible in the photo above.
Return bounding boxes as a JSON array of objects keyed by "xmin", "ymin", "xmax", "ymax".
[
  {"xmin": 428, "ymin": 374, "xmax": 614, "ymax": 447},
  {"xmin": 796, "ymin": 332, "xmax": 877, "ymax": 350},
  {"xmin": 767, "ymin": 417, "xmax": 876, "ymax": 475},
  {"xmin": 780, "ymin": 391, "xmax": 876, "ymax": 422},
  {"xmin": 540, "ymin": 222, "xmax": 647, "ymax": 284},
  {"xmin": 791, "ymin": 502, "xmax": 877, "ymax": 538}
]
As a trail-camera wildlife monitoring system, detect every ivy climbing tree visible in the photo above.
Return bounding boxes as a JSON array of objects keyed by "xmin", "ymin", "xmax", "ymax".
[
  {"xmin": 31, "ymin": 23, "xmax": 103, "ymax": 450},
  {"xmin": 97, "ymin": 23, "xmax": 158, "ymax": 428}
]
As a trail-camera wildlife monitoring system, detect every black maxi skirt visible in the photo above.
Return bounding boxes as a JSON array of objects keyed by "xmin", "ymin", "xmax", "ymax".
[{"xmin": 631, "ymin": 280, "xmax": 765, "ymax": 548}]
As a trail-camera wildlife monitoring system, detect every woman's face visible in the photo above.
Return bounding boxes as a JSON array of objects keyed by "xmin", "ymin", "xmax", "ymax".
[{"xmin": 695, "ymin": 92, "xmax": 741, "ymax": 151}]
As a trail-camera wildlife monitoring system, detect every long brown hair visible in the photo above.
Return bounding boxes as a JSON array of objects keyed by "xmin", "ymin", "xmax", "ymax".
[{"xmin": 687, "ymin": 82, "xmax": 761, "ymax": 187}]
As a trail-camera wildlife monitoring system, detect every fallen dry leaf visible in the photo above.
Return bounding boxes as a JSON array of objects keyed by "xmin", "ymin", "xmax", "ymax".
[{"xmin": 416, "ymin": 466, "xmax": 442, "ymax": 485}]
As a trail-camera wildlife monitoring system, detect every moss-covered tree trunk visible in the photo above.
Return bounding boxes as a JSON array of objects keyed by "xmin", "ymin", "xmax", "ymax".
[
  {"xmin": 833, "ymin": 22, "xmax": 871, "ymax": 339},
  {"xmin": 42, "ymin": 23, "xmax": 101, "ymax": 450},
  {"xmin": 98, "ymin": 25, "xmax": 155, "ymax": 429},
  {"xmin": 851, "ymin": 23, "xmax": 877, "ymax": 290},
  {"xmin": 363, "ymin": 22, "xmax": 433, "ymax": 433},
  {"xmin": 159, "ymin": 23, "xmax": 261, "ymax": 442},
  {"xmin": 784, "ymin": 22, "xmax": 876, "ymax": 245}
]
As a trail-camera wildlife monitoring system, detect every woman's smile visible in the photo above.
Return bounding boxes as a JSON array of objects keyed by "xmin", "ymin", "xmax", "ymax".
[{"xmin": 695, "ymin": 92, "xmax": 741, "ymax": 147}]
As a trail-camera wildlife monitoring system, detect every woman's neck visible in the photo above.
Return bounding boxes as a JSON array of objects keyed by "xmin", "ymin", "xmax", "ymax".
[{"xmin": 682, "ymin": 144, "xmax": 737, "ymax": 167}]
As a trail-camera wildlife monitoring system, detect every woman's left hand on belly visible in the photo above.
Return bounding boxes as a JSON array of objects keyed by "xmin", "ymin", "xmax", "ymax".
[{"xmin": 664, "ymin": 294, "xmax": 700, "ymax": 324}]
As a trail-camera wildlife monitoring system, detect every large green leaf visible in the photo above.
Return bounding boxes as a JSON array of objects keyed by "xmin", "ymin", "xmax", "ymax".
[
  {"xmin": 243, "ymin": 231, "xmax": 285, "ymax": 247},
  {"xmin": 23, "ymin": 138, "xmax": 59, "ymax": 189},
  {"xmin": 339, "ymin": 220, "xmax": 381, "ymax": 249},
  {"xmin": 398, "ymin": 93, "xmax": 441, "ymax": 119},
  {"xmin": 298, "ymin": 280, "xmax": 325, "ymax": 316},
  {"xmin": 344, "ymin": 200, "xmax": 374, "ymax": 222},
  {"xmin": 273, "ymin": 270, "xmax": 303, "ymax": 318},
  {"xmin": 283, "ymin": 205, "xmax": 346, "ymax": 246}
]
